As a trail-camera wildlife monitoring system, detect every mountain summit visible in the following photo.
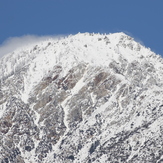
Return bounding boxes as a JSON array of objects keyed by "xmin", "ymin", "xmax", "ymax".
[{"xmin": 0, "ymin": 33, "xmax": 163, "ymax": 163}]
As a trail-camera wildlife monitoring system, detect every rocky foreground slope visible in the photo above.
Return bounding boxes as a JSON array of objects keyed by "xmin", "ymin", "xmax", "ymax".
[{"xmin": 0, "ymin": 33, "xmax": 163, "ymax": 163}]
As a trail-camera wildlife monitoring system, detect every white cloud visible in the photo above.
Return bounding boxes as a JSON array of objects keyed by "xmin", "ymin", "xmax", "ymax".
[{"xmin": 0, "ymin": 35, "xmax": 66, "ymax": 58}]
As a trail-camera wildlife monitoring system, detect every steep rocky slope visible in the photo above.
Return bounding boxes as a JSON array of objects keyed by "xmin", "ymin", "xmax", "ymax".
[{"xmin": 0, "ymin": 33, "xmax": 163, "ymax": 163}]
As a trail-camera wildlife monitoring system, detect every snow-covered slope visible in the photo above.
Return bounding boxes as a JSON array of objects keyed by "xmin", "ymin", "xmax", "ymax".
[{"xmin": 0, "ymin": 32, "xmax": 163, "ymax": 163}]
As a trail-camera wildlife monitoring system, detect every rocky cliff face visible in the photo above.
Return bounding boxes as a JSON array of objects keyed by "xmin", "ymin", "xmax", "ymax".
[{"xmin": 0, "ymin": 33, "xmax": 163, "ymax": 163}]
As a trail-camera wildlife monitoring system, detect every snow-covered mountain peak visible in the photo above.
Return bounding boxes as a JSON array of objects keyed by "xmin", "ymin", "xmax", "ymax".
[
  {"xmin": 0, "ymin": 33, "xmax": 163, "ymax": 163},
  {"xmin": 1, "ymin": 32, "xmax": 163, "ymax": 103},
  {"xmin": 0, "ymin": 32, "xmax": 159, "ymax": 77}
]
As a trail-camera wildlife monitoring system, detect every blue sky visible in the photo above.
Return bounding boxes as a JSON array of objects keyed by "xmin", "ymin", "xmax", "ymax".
[{"xmin": 0, "ymin": 0, "xmax": 163, "ymax": 57}]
